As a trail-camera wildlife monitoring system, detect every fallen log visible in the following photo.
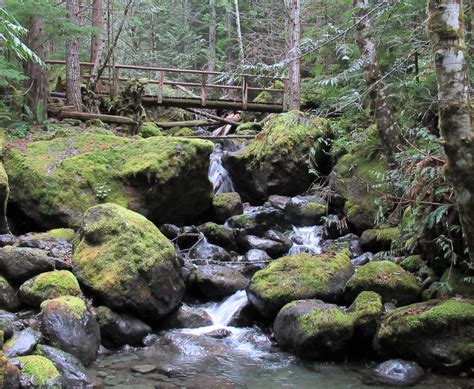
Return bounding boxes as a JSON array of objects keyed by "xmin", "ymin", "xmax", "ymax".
[
  {"xmin": 57, "ymin": 111, "xmax": 137, "ymax": 125},
  {"xmin": 155, "ymin": 119, "xmax": 220, "ymax": 129},
  {"xmin": 184, "ymin": 108, "xmax": 241, "ymax": 126}
]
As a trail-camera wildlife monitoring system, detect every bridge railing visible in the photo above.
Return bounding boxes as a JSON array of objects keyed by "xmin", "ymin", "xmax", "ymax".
[{"xmin": 46, "ymin": 60, "xmax": 289, "ymax": 112}]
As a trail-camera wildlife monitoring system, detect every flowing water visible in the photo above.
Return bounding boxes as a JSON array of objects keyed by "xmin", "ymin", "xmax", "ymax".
[
  {"xmin": 209, "ymin": 144, "xmax": 235, "ymax": 194},
  {"xmin": 288, "ymin": 225, "xmax": 323, "ymax": 255}
]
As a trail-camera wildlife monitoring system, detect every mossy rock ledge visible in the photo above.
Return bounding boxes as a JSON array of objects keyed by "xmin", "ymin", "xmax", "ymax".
[
  {"xmin": 246, "ymin": 252, "xmax": 354, "ymax": 319},
  {"xmin": 12, "ymin": 355, "xmax": 62, "ymax": 388},
  {"xmin": 344, "ymin": 261, "xmax": 421, "ymax": 306},
  {"xmin": 224, "ymin": 111, "xmax": 332, "ymax": 202},
  {"xmin": 374, "ymin": 299, "xmax": 474, "ymax": 372},
  {"xmin": 274, "ymin": 299, "xmax": 353, "ymax": 359},
  {"xmin": 73, "ymin": 203, "xmax": 185, "ymax": 323},
  {"xmin": 5, "ymin": 129, "xmax": 214, "ymax": 229}
]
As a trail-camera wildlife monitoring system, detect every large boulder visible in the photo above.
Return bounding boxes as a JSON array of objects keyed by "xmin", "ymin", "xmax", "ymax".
[
  {"xmin": 18, "ymin": 270, "xmax": 81, "ymax": 307},
  {"xmin": 359, "ymin": 227, "xmax": 400, "ymax": 253},
  {"xmin": 5, "ymin": 129, "xmax": 214, "ymax": 228},
  {"xmin": 193, "ymin": 265, "xmax": 248, "ymax": 299},
  {"xmin": 40, "ymin": 296, "xmax": 101, "ymax": 365},
  {"xmin": 345, "ymin": 261, "xmax": 421, "ymax": 306},
  {"xmin": 374, "ymin": 299, "xmax": 474, "ymax": 372},
  {"xmin": 274, "ymin": 299, "xmax": 353, "ymax": 359},
  {"xmin": 348, "ymin": 291, "xmax": 383, "ymax": 340},
  {"xmin": 247, "ymin": 252, "xmax": 354, "ymax": 318},
  {"xmin": 73, "ymin": 203, "xmax": 185, "ymax": 321},
  {"xmin": 330, "ymin": 127, "xmax": 388, "ymax": 232},
  {"xmin": 0, "ymin": 247, "xmax": 57, "ymax": 283},
  {"xmin": 159, "ymin": 304, "xmax": 213, "ymax": 329},
  {"xmin": 212, "ymin": 192, "xmax": 243, "ymax": 223},
  {"xmin": 369, "ymin": 359, "xmax": 425, "ymax": 387},
  {"xmin": 224, "ymin": 111, "xmax": 332, "ymax": 201}
]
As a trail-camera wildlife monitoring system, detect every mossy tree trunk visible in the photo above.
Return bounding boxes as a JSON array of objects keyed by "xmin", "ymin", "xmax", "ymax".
[
  {"xmin": 427, "ymin": 0, "xmax": 474, "ymax": 265},
  {"xmin": 286, "ymin": 0, "xmax": 301, "ymax": 110},
  {"xmin": 353, "ymin": 0, "xmax": 399, "ymax": 163}
]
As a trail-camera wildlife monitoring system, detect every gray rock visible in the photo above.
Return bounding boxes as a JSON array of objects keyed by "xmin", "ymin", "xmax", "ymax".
[
  {"xmin": 131, "ymin": 364, "xmax": 157, "ymax": 374},
  {"xmin": 212, "ymin": 192, "xmax": 243, "ymax": 223},
  {"xmin": 227, "ymin": 206, "xmax": 286, "ymax": 235},
  {"xmin": 160, "ymin": 304, "xmax": 213, "ymax": 329},
  {"xmin": 4, "ymin": 328, "xmax": 42, "ymax": 358},
  {"xmin": 351, "ymin": 252, "xmax": 373, "ymax": 266},
  {"xmin": 244, "ymin": 249, "xmax": 271, "ymax": 263},
  {"xmin": 189, "ymin": 238, "xmax": 232, "ymax": 262},
  {"xmin": 204, "ymin": 328, "xmax": 231, "ymax": 339},
  {"xmin": 0, "ymin": 276, "xmax": 20, "ymax": 311},
  {"xmin": 194, "ymin": 265, "xmax": 248, "ymax": 299},
  {"xmin": 197, "ymin": 223, "xmax": 237, "ymax": 251},
  {"xmin": 159, "ymin": 224, "xmax": 181, "ymax": 240},
  {"xmin": 240, "ymin": 235, "xmax": 287, "ymax": 258},
  {"xmin": 372, "ymin": 359, "xmax": 425, "ymax": 386},
  {"xmin": 0, "ymin": 247, "xmax": 56, "ymax": 283}
]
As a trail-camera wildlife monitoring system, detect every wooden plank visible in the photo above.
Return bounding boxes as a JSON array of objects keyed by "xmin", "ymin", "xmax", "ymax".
[
  {"xmin": 200, "ymin": 74, "xmax": 207, "ymax": 107},
  {"xmin": 57, "ymin": 111, "xmax": 137, "ymax": 125}
]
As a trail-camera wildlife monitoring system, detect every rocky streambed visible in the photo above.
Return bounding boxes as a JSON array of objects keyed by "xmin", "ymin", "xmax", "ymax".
[{"xmin": 0, "ymin": 112, "xmax": 472, "ymax": 388}]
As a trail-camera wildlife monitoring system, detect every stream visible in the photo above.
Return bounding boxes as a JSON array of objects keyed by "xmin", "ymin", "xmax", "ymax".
[{"xmin": 85, "ymin": 140, "xmax": 472, "ymax": 389}]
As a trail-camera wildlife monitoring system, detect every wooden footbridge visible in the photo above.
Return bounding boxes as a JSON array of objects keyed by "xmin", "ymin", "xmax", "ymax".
[{"xmin": 46, "ymin": 60, "xmax": 289, "ymax": 114}]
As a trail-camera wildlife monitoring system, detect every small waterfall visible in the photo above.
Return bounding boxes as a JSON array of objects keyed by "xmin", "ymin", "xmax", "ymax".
[
  {"xmin": 203, "ymin": 290, "xmax": 248, "ymax": 326},
  {"xmin": 288, "ymin": 226, "xmax": 323, "ymax": 255},
  {"xmin": 208, "ymin": 144, "xmax": 235, "ymax": 194}
]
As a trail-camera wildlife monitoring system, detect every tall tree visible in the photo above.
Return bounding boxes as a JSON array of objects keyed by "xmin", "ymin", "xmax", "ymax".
[
  {"xmin": 66, "ymin": 0, "xmax": 82, "ymax": 111},
  {"xmin": 234, "ymin": 0, "xmax": 244, "ymax": 62},
  {"xmin": 353, "ymin": 0, "xmax": 399, "ymax": 163},
  {"xmin": 208, "ymin": 0, "xmax": 217, "ymax": 73},
  {"xmin": 427, "ymin": 0, "xmax": 474, "ymax": 265},
  {"xmin": 25, "ymin": 16, "xmax": 47, "ymax": 118},
  {"xmin": 91, "ymin": 0, "xmax": 104, "ymax": 64},
  {"xmin": 286, "ymin": 0, "xmax": 301, "ymax": 110}
]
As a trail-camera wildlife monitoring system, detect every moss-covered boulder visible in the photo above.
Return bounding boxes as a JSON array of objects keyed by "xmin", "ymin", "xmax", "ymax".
[
  {"xmin": 247, "ymin": 252, "xmax": 354, "ymax": 318},
  {"xmin": 0, "ymin": 351, "xmax": 20, "ymax": 388},
  {"xmin": 359, "ymin": 227, "xmax": 400, "ymax": 253},
  {"xmin": 224, "ymin": 111, "xmax": 332, "ymax": 201},
  {"xmin": 400, "ymin": 255, "xmax": 424, "ymax": 273},
  {"xmin": 0, "ymin": 276, "xmax": 20, "ymax": 311},
  {"xmin": 5, "ymin": 129, "xmax": 214, "ymax": 228},
  {"xmin": 197, "ymin": 222, "xmax": 237, "ymax": 251},
  {"xmin": 439, "ymin": 268, "xmax": 474, "ymax": 298},
  {"xmin": 374, "ymin": 299, "xmax": 474, "ymax": 372},
  {"xmin": 345, "ymin": 261, "xmax": 421, "ymax": 306},
  {"xmin": 274, "ymin": 299, "xmax": 354, "ymax": 359},
  {"xmin": 212, "ymin": 192, "xmax": 243, "ymax": 223},
  {"xmin": 13, "ymin": 355, "xmax": 62, "ymax": 388},
  {"xmin": 73, "ymin": 203, "xmax": 185, "ymax": 321},
  {"xmin": 330, "ymin": 128, "xmax": 388, "ymax": 232},
  {"xmin": 41, "ymin": 296, "xmax": 100, "ymax": 365},
  {"xmin": 18, "ymin": 271, "xmax": 81, "ymax": 307},
  {"xmin": 348, "ymin": 291, "xmax": 383, "ymax": 339}
]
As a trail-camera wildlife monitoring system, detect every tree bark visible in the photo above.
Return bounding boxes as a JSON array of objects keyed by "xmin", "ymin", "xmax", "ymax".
[
  {"xmin": 353, "ymin": 0, "xmax": 399, "ymax": 163},
  {"xmin": 66, "ymin": 0, "xmax": 82, "ymax": 111},
  {"xmin": 91, "ymin": 0, "xmax": 104, "ymax": 63},
  {"xmin": 26, "ymin": 17, "xmax": 47, "ymax": 119},
  {"xmin": 234, "ymin": 0, "xmax": 244, "ymax": 63},
  {"xmin": 287, "ymin": 0, "xmax": 301, "ymax": 110},
  {"xmin": 427, "ymin": 0, "xmax": 474, "ymax": 265},
  {"xmin": 224, "ymin": 6, "xmax": 234, "ymax": 70},
  {"xmin": 208, "ymin": 0, "xmax": 217, "ymax": 75}
]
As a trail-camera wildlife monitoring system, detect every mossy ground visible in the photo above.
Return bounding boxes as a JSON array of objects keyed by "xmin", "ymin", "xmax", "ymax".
[
  {"xmin": 17, "ymin": 355, "xmax": 61, "ymax": 387},
  {"xmin": 73, "ymin": 203, "xmax": 176, "ymax": 291},
  {"xmin": 5, "ymin": 129, "xmax": 213, "ymax": 227},
  {"xmin": 251, "ymin": 252, "xmax": 351, "ymax": 300},
  {"xmin": 41, "ymin": 295, "xmax": 87, "ymax": 320},
  {"xmin": 139, "ymin": 122, "xmax": 163, "ymax": 138}
]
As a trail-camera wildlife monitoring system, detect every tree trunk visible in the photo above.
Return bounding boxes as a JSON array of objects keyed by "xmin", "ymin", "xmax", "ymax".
[
  {"xmin": 225, "ymin": 6, "xmax": 234, "ymax": 70},
  {"xmin": 66, "ymin": 0, "xmax": 82, "ymax": 111},
  {"xmin": 91, "ymin": 0, "xmax": 104, "ymax": 63},
  {"xmin": 427, "ymin": 0, "xmax": 474, "ymax": 265},
  {"xmin": 234, "ymin": 0, "xmax": 244, "ymax": 63},
  {"xmin": 208, "ymin": 0, "xmax": 217, "ymax": 75},
  {"xmin": 26, "ymin": 17, "xmax": 47, "ymax": 119},
  {"xmin": 353, "ymin": 0, "xmax": 399, "ymax": 162},
  {"xmin": 287, "ymin": 0, "xmax": 301, "ymax": 110}
]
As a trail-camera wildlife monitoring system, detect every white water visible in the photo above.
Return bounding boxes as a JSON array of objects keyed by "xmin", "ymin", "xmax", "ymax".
[
  {"xmin": 208, "ymin": 144, "xmax": 235, "ymax": 194},
  {"xmin": 288, "ymin": 226, "xmax": 323, "ymax": 255},
  {"xmin": 204, "ymin": 289, "xmax": 248, "ymax": 326}
]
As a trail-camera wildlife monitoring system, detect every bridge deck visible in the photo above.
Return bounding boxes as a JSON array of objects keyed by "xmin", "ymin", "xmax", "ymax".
[{"xmin": 46, "ymin": 60, "xmax": 288, "ymax": 113}]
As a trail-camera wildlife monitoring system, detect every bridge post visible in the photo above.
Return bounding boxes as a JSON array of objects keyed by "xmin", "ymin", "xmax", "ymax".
[
  {"xmin": 200, "ymin": 74, "xmax": 207, "ymax": 106},
  {"xmin": 242, "ymin": 76, "xmax": 248, "ymax": 110},
  {"xmin": 112, "ymin": 67, "xmax": 120, "ymax": 97},
  {"xmin": 158, "ymin": 70, "xmax": 164, "ymax": 104}
]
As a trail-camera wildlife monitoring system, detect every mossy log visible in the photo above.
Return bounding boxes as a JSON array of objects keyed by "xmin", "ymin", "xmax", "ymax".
[{"xmin": 57, "ymin": 111, "xmax": 137, "ymax": 125}]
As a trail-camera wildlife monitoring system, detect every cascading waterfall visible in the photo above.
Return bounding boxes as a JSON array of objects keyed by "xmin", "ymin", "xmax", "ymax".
[
  {"xmin": 288, "ymin": 225, "xmax": 323, "ymax": 255},
  {"xmin": 203, "ymin": 290, "xmax": 248, "ymax": 326},
  {"xmin": 208, "ymin": 144, "xmax": 235, "ymax": 194}
]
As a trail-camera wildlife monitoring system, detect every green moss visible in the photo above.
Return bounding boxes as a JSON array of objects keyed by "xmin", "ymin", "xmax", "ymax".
[
  {"xmin": 173, "ymin": 128, "xmax": 195, "ymax": 137},
  {"xmin": 301, "ymin": 202, "xmax": 327, "ymax": 215},
  {"xmin": 95, "ymin": 306, "xmax": 113, "ymax": 326},
  {"xmin": 139, "ymin": 122, "xmax": 163, "ymax": 138},
  {"xmin": 236, "ymin": 122, "xmax": 262, "ymax": 134},
  {"xmin": 212, "ymin": 192, "xmax": 241, "ymax": 209},
  {"xmin": 17, "ymin": 355, "xmax": 61, "ymax": 387},
  {"xmin": 5, "ymin": 130, "xmax": 213, "ymax": 227},
  {"xmin": 241, "ymin": 111, "xmax": 331, "ymax": 166},
  {"xmin": 400, "ymin": 255, "xmax": 424, "ymax": 273},
  {"xmin": 299, "ymin": 308, "xmax": 354, "ymax": 336},
  {"xmin": 350, "ymin": 291, "xmax": 383, "ymax": 325},
  {"xmin": 73, "ymin": 203, "xmax": 176, "ymax": 290},
  {"xmin": 253, "ymin": 91, "xmax": 273, "ymax": 104},
  {"xmin": 41, "ymin": 295, "xmax": 87, "ymax": 320},
  {"xmin": 251, "ymin": 252, "xmax": 352, "ymax": 300},
  {"xmin": 440, "ymin": 268, "xmax": 474, "ymax": 298},
  {"xmin": 347, "ymin": 260, "xmax": 420, "ymax": 291},
  {"xmin": 31, "ymin": 228, "xmax": 75, "ymax": 242},
  {"xmin": 85, "ymin": 119, "xmax": 106, "ymax": 128},
  {"xmin": 25, "ymin": 270, "xmax": 81, "ymax": 302},
  {"xmin": 380, "ymin": 299, "xmax": 474, "ymax": 338}
]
